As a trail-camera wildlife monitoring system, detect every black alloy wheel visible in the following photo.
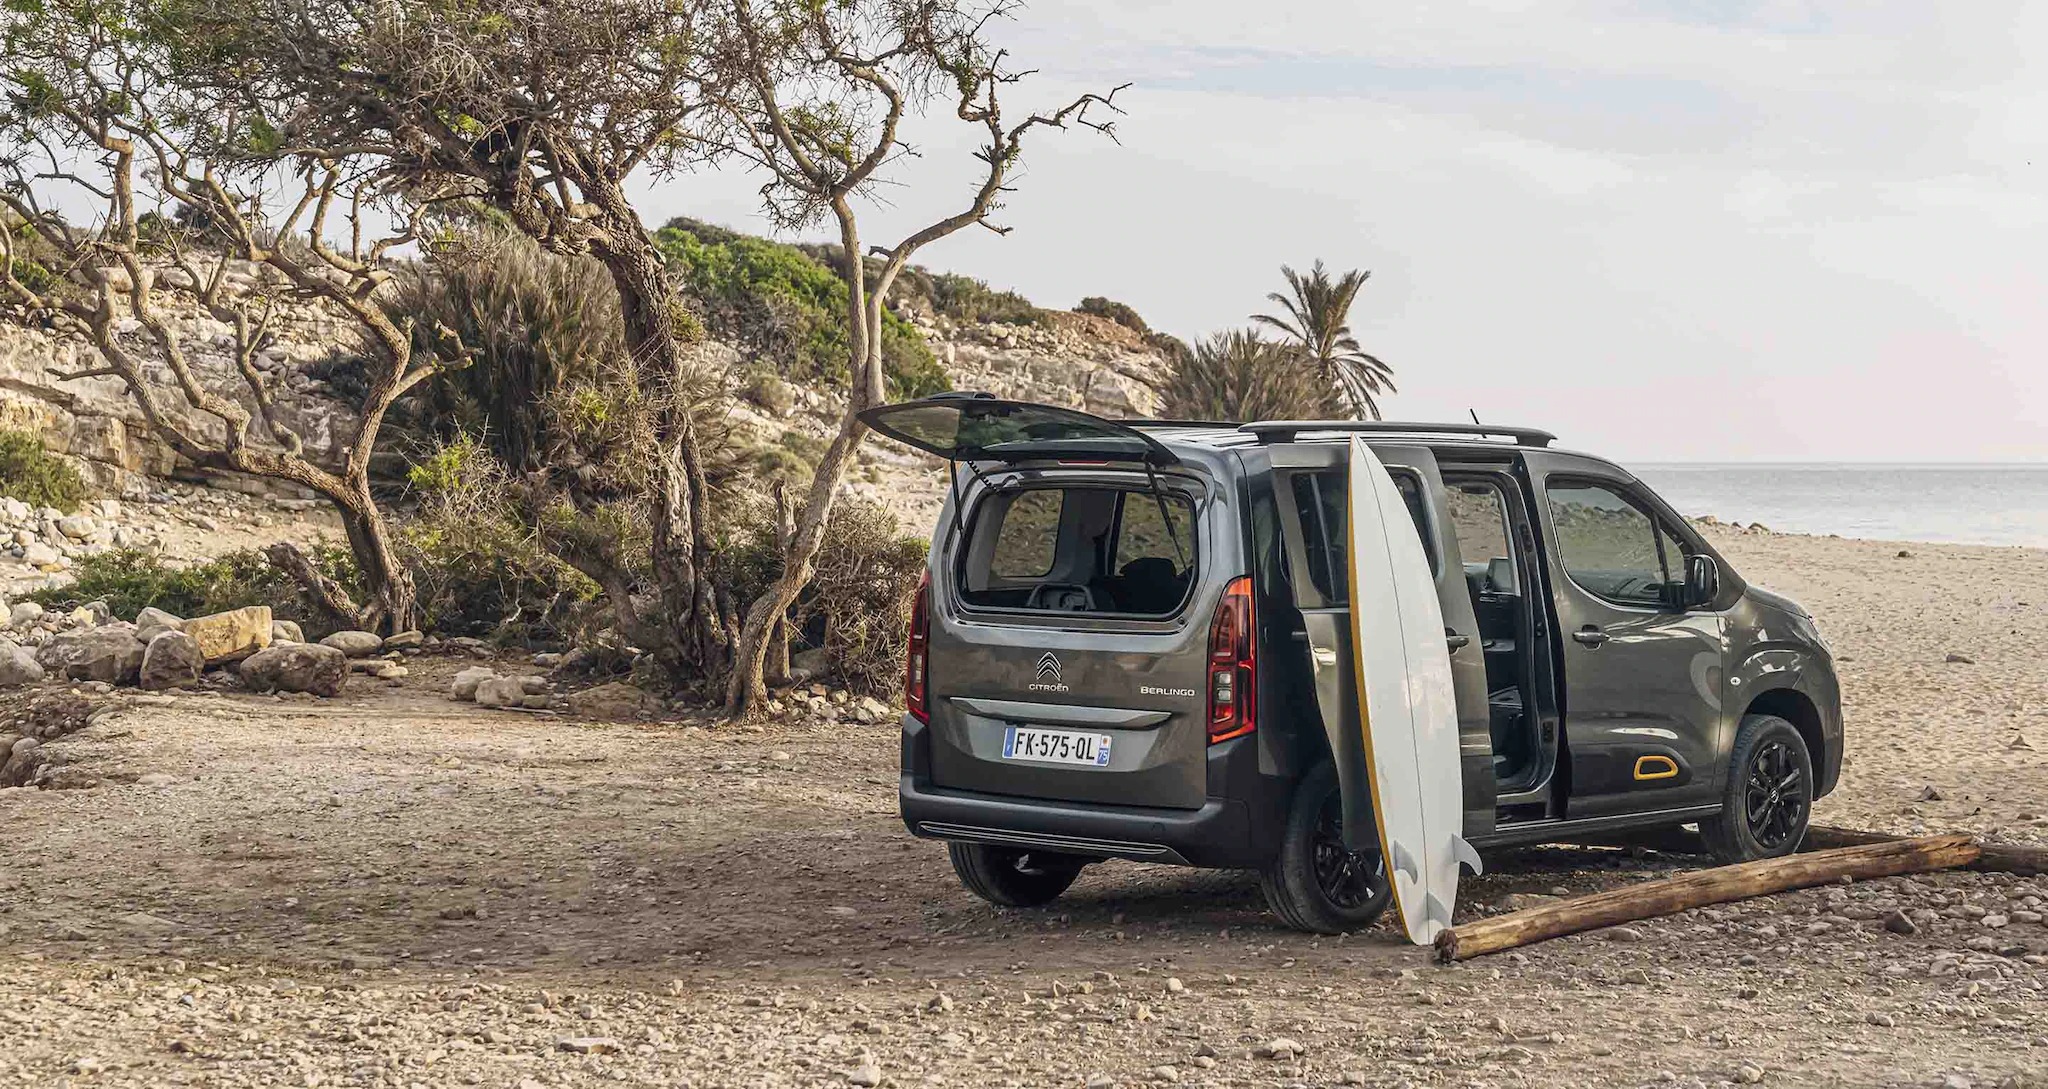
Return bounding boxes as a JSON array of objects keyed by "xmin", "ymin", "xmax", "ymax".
[{"xmin": 1744, "ymin": 736, "xmax": 1809, "ymax": 851}]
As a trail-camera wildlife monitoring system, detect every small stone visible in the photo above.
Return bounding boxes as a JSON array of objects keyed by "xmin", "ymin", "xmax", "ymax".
[
  {"xmin": 1734, "ymin": 1064, "xmax": 1764, "ymax": 1084},
  {"xmin": 926, "ymin": 992, "xmax": 953, "ymax": 1012},
  {"xmin": 451, "ymin": 666, "xmax": 498, "ymax": 701},
  {"xmin": 1609, "ymin": 926, "xmax": 1646, "ymax": 942},
  {"xmin": 319, "ymin": 630, "xmax": 384, "ymax": 658},
  {"xmin": 139, "ymin": 630, "xmax": 203, "ymax": 691},
  {"xmin": 1945, "ymin": 653, "xmax": 1974, "ymax": 664},
  {"xmin": 1866, "ymin": 1011, "xmax": 1895, "ymax": 1027},
  {"xmin": 239, "ymin": 642, "xmax": 347, "ymax": 697},
  {"xmin": 1982, "ymin": 914, "xmax": 2009, "ymax": 928},
  {"xmin": 1883, "ymin": 910, "xmax": 1918, "ymax": 935},
  {"xmin": 136, "ymin": 772, "xmax": 178, "ymax": 787},
  {"xmin": 555, "ymin": 1036, "xmax": 619, "ymax": 1055},
  {"xmin": 1164, "ymin": 977, "xmax": 1185, "ymax": 993},
  {"xmin": 845, "ymin": 1064, "xmax": 882, "ymax": 1087},
  {"xmin": 1261, "ymin": 1038, "xmax": 1304, "ymax": 1061},
  {"xmin": 1919, "ymin": 785, "xmax": 1945, "ymax": 802},
  {"xmin": 474, "ymin": 676, "xmax": 530, "ymax": 709}
]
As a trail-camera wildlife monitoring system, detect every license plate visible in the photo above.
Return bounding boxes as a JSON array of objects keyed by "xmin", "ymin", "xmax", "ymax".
[{"xmin": 1002, "ymin": 726, "xmax": 1114, "ymax": 767}]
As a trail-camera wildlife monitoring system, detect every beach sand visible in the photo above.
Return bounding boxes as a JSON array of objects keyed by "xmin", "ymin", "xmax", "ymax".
[{"xmin": 1704, "ymin": 523, "xmax": 2048, "ymax": 845}]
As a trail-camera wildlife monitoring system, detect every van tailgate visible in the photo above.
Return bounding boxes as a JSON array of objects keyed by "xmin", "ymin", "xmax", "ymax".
[{"xmin": 925, "ymin": 634, "xmax": 1211, "ymax": 810}]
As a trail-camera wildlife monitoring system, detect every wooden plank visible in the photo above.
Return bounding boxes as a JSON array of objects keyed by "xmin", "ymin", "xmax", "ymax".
[
  {"xmin": 1806, "ymin": 825, "xmax": 2047, "ymax": 877},
  {"xmin": 1434, "ymin": 835, "xmax": 1981, "ymax": 963}
]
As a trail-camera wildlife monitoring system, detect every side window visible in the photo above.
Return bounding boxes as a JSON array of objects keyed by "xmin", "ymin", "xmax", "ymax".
[
  {"xmin": 1287, "ymin": 468, "xmax": 1435, "ymax": 607},
  {"xmin": 1545, "ymin": 480, "xmax": 1675, "ymax": 607},
  {"xmin": 989, "ymin": 490, "xmax": 1063, "ymax": 578},
  {"xmin": 1447, "ymin": 482, "xmax": 1515, "ymax": 594}
]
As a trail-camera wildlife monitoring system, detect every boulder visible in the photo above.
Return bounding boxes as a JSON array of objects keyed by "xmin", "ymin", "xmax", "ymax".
[
  {"xmin": 564, "ymin": 682, "xmax": 663, "ymax": 722},
  {"xmin": 134, "ymin": 606, "xmax": 185, "ymax": 644},
  {"xmin": 7, "ymin": 601, "xmax": 43, "ymax": 629},
  {"xmin": 183, "ymin": 605, "xmax": 272, "ymax": 665},
  {"xmin": 473, "ymin": 676, "xmax": 531, "ymax": 708},
  {"xmin": 54, "ymin": 515, "xmax": 96, "ymax": 540},
  {"xmin": 0, "ymin": 643, "xmax": 43, "ymax": 687},
  {"xmin": 319, "ymin": 630, "xmax": 383, "ymax": 658},
  {"xmin": 38, "ymin": 625, "xmax": 145, "ymax": 684},
  {"xmin": 138, "ymin": 630, "xmax": 203, "ymax": 690},
  {"xmin": 450, "ymin": 666, "xmax": 498, "ymax": 702},
  {"xmin": 271, "ymin": 619, "xmax": 305, "ymax": 645},
  {"xmin": 21, "ymin": 542, "xmax": 61, "ymax": 568},
  {"xmin": 239, "ymin": 642, "xmax": 347, "ymax": 697},
  {"xmin": 381, "ymin": 630, "xmax": 424, "ymax": 651}
]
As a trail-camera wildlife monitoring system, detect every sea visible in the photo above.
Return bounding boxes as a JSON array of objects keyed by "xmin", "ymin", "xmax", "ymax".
[{"xmin": 1632, "ymin": 464, "xmax": 2048, "ymax": 550}]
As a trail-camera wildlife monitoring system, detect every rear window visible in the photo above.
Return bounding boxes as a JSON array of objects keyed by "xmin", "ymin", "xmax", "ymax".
[{"xmin": 959, "ymin": 485, "xmax": 1196, "ymax": 615}]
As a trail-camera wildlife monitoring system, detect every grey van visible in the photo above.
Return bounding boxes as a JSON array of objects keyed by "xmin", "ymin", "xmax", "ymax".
[{"xmin": 862, "ymin": 394, "xmax": 1842, "ymax": 933}]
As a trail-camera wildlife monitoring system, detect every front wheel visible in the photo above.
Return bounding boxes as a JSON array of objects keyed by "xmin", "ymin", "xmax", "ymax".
[
  {"xmin": 1259, "ymin": 763, "xmax": 1392, "ymax": 933},
  {"xmin": 948, "ymin": 843, "xmax": 1086, "ymax": 907},
  {"xmin": 1701, "ymin": 714, "xmax": 1814, "ymax": 864}
]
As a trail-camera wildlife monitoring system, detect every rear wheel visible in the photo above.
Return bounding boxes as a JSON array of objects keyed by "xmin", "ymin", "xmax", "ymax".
[
  {"xmin": 1701, "ymin": 714, "xmax": 1814, "ymax": 864},
  {"xmin": 1259, "ymin": 763, "xmax": 1392, "ymax": 933},
  {"xmin": 948, "ymin": 843, "xmax": 1087, "ymax": 907}
]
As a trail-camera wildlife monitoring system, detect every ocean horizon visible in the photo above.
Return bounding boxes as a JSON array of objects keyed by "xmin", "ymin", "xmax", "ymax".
[{"xmin": 1632, "ymin": 462, "xmax": 2048, "ymax": 549}]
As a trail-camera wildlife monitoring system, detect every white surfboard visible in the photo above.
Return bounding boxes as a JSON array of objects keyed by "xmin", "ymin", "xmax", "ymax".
[{"xmin": 1344, "ymin": 436, "xmax": 1477, "ymax": 945}]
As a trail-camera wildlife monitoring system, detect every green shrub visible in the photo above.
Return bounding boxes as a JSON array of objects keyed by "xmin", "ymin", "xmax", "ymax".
[
  {"xmin": 924, "ymin": 272, "xmax": 1043, "ymax": 326},
  {"xmin": 24, "ymin": 547, "xmax": 353, "ymax": 631},
  {"xmin": 401, "ymin": 436, "xmax": 601, "ymax": 641},
  {"xmin": 0, "ymin": 430, "xmax": 88, "ymax": 509},
  {"xmin": 654, "ymin": 219, "xmax": 949, "ymax": 399},
  {"xmin": 711, "ymin": 496, "xmax": 927, "ymax": 696},
  {"xmin": 385, "ymin": 232, "xmax": 627, "ymax": 473},
  {"xmin": 1076, "ymin": 296, "xmax": 1149, "ymax": 334}
]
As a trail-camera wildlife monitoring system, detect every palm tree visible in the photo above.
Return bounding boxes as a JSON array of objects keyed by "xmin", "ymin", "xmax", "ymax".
[
  {"xmin": 1251, "ymin": 259, "xmax": 1396, "ymax": 419},
  {"xmin": 1157, "ymin": 329, "xmax": 1344, "ymax": 423}
]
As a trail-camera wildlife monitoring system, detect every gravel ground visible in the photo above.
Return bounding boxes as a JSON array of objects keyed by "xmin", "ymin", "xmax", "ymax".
[{"xmin": 2, "ymin": 533, "xmax": 2046, "ymax": 1088}]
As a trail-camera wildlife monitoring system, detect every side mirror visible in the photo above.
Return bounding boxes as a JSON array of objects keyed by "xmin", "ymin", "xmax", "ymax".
[{"xmin": 1683, "ymin": 553, "xmax": 1720, "ymax": 609}]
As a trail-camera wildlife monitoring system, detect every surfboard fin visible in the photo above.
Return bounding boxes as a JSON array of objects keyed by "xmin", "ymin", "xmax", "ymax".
[
  {"xmin": 1425, "ymin": 892, "xmax": 1456, "ymax": 929},
  {"xmin": 1450, "ymin": 834, "xmax": 1484, "ymax": 876},
  {"xmin": 1389, "ymin": 842, "xmax": 1421, "ymax": 881}
]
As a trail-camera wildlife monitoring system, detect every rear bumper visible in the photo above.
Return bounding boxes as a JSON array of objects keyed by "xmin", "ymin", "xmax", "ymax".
[{"xmin": 899, "ymin": 716, "xmax": 1279, "ymax": 869}]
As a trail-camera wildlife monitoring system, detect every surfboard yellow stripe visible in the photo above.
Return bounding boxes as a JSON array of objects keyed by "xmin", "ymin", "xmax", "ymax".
[{"xmin": 1345, "ymin": 439, "xmax": 1408, "ymax": 937}]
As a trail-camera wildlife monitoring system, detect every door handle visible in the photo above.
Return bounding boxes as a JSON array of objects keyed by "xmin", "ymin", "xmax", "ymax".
[
  {"xmin": 1572, "ymin": 626, "xmax": 1610, "ymax": 647},
  {"xmin": 1445, "ymin": 629, "xmax": 1470, "ymax": 651}
]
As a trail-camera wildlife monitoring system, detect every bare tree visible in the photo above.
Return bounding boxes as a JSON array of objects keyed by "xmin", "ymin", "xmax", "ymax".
[
  {"xmin": 704, "ymin": 0, "xmax": 1125, "ymax": 715},
  {"xmin": 176, "ymin": 0, "xmax": 742, "ymax": 678},
  {"xmin": 0, "ymin": 0, "xmax": 453, "ymax": 630}
]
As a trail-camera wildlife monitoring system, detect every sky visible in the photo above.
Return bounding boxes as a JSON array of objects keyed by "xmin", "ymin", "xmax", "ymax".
[{"xmin": 641, "ymin": 1, "xmax": 2048, "ymax": 463}]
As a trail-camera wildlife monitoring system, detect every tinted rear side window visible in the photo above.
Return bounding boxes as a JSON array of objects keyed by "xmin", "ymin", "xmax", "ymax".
[{"xmin": 961, "ymin": 486, "xmax": 1196, "ymax": 616}]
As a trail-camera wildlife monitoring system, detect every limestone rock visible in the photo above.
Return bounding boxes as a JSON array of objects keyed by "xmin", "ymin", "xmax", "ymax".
[
  {"xmin": 183, "ymin": 605, "xmax": 273, "ymax": 664},
  {"xmin": 239, "ymin": 642, "xmax": 347, "ymax": 697},
  {"xmin": 271, "ymin": 619, "xmax": 305, "ymax": 644},
  {"xmin": 139, "ymin": 630, "xmax": 203, "ymax": 691},
  {"xmin": 381, "ymin": 629, "xmax": 423, "ymax": 651},
  {"xmin": 564, "ymin": 682, "xmax": 662, "ymax": 722},
  {"xmin": 7, "ymin": 601, "xmax": 43, "ymax": 629},
  {"xmin": 473, "ymin": 676, "xmax": 532, "ymax": 708},
  {"xmin": 38, "ymin": 625, "xmax": 145, "ymax": 684},
  {"xmin": 320, "ymin": 630, "xmax": 383, "ymax": 658},
  {"xmin": 0, "ymin": 643, "xmax": 43, "ymax": 687},
  {"xmin": 451, "ymin": 666, "xmax": 498, "ymax": 702},
  {"xmin": 134, "ymin": 606, "xmax": 185, "ymax": 643}
]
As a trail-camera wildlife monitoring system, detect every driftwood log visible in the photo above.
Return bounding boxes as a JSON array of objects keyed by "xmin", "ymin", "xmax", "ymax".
[
  {"xmin": 1434, "ymin": 834, "xmax": 1982, "ymax": 962},
  {"xmin": 1806, "ymin": 825, "xmax": 2047, "ymax": 877}
]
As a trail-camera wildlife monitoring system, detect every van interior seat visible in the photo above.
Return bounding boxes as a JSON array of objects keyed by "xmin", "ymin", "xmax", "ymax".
[{"xmin": 1106, "ymin": 556, "xmax": 1189, "ymax": 614}]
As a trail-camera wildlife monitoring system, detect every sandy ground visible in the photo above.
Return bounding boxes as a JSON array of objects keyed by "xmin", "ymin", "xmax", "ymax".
[{"xmin": 0, "ymin": 529, "xmax": 2045, "ymax": 1088}]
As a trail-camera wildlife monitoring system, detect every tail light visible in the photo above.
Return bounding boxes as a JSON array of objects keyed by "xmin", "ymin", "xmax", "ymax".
[
  {"xmin": 1206, "ymin": 575, "xmax": 1256, "ymax": 744},
  {"xmin": 905, "ymin": 570, "xmax": 931, "ymax": 723}
]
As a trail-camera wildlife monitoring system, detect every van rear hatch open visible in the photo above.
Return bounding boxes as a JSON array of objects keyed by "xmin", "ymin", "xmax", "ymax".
[{"xmin": 864, "ymin": 397, "xmax": 1227, "ymax": 812}]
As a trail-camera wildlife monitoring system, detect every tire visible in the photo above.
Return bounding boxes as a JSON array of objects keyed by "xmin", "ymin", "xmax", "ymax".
[
  {"xmin": 1258, "ymin": 763, "xmax": 1393, "ymax": 934},
  {"xmin": 1701, "ymin": 714, "xmax": 1815, "ymax": 865},
  {"xmin": 947, "ymin": 843, "xmax": 1086, "ymax": 908}
]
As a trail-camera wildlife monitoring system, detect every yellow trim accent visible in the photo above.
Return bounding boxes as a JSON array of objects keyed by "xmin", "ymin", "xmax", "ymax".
[
  {"xmin": 1634, "ymin": 755, "xmax": 1680, "ymax": 781},
  {"xmin": 1345, "ymin": 441, "xmax": 1408, "ymax": 937}
]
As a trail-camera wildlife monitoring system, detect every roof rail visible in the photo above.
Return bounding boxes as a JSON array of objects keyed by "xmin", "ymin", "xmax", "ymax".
[
  {"xmin": 1240, "ymin": 420, "xmax": 1557, "ymax": 447},
  {"xmin": 1115, "ymin": 418, "xmax": 1247, "ymax": 430}
]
